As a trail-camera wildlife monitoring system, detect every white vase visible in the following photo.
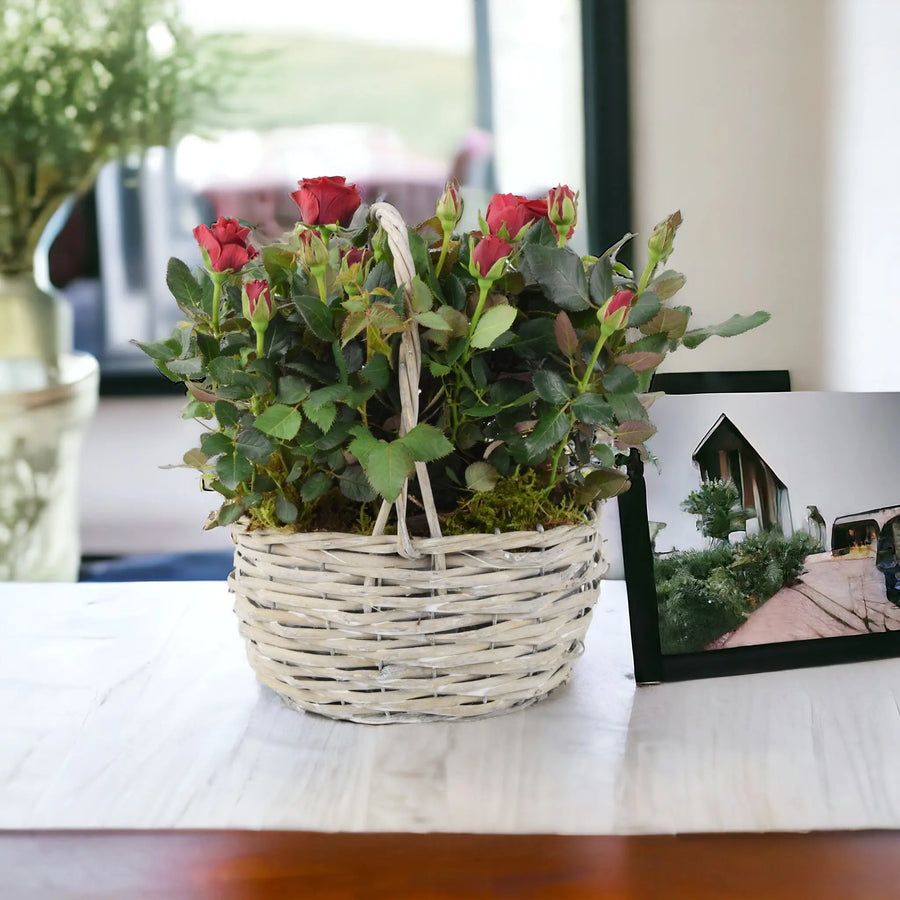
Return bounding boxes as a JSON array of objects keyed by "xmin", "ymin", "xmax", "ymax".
[{"xmin": 0, "ymin": 352, "xmax": 99, "ymax": 581}]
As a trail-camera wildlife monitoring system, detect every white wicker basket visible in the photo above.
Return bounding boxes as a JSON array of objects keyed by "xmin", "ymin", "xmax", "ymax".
[{"xmin": 228, "ymin": 203, "xmax": 607, "ymax": 723}]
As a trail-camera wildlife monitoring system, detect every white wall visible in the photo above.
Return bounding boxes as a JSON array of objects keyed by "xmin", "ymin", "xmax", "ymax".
[
  {"xmin": 824, "ymin": 0, "xmax": 900, "ymax": 390},
  {"xmin": 629, "ymin": 0, "xmax": 830, "ymax": 389}
]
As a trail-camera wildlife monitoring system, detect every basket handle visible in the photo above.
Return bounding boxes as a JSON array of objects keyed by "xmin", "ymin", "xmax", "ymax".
[{"xmin": 368, "ymin": 202, "xmax": 443, "ymax": 557}]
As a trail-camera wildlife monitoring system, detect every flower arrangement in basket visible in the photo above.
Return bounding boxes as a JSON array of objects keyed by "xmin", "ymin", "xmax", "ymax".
[{"xmin": 138, "ymin": 176, "xmax": 768, "ymax": 723}]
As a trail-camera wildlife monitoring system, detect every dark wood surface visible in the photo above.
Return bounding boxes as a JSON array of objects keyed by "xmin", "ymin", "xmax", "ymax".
[{"xmin": 2, "ymin": 830, "xmax": 899, "ymax": 899}]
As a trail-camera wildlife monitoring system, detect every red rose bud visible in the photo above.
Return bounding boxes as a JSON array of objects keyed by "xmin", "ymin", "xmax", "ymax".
[
  {"xmin": 469, "ymin": 234, "xmax": 512, "ymax": 281},
  {"xmin": 290, "ymin": 175, "xmax": 362, "ymax": 227},
  {"xmin": 343, "ymin": 246, "xmax": 366, "ymax": 266},
  {"xmin": 599, "ymin": 289, "xmax": 634, "ymax": 334},
  {"xmin": 339, "ymin": 245, "xmax": 372, "ymax": 293},
  {"xmin": 484, "ymin": 193, "xmax": 547, "ymax": 240},
  {"xmin": 296, "ymin": 228, "xmax": 331, "ymax": 276},
  {"xmin": 547, "ymin": 184, "xmax": 578, "ymax": 242},
  {"xmin": 647, "ymin": 210, "xmax": 683, "ymax": 264},
  {"xmin": 436, "ymin": 181, "xmax": 464, "ymax": 233},
  {"xmin": 193, "ymin": 217, "xmax": 258, "ymax": 273},
  {"xmin": 241, "ymin": 279, "xmax": 273, "ymax": 329}
]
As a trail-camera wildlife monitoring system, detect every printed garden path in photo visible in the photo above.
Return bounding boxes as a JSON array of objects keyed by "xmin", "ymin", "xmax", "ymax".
[{"xmin": 722, "ymin": 553, "xmax": 900, "ymax": 648}]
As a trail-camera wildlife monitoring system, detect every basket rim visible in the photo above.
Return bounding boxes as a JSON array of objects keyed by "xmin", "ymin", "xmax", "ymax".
[{"xmin": 230, "ymin": 508, "xmax": 601, "ymax": 545}]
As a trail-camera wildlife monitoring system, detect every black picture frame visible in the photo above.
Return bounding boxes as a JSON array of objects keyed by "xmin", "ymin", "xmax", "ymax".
[{"xmin": 618, "ymin": 373, "xmax": 900, "ymax": 682}]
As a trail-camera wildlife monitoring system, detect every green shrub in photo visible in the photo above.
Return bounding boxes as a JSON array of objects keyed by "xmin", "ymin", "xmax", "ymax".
[
  {"xmin": 655, "ymin": 545, "xmax": 747, "ymax": 654},
  {"xmin": 655, "ymin": 525, "xmax": 819, "ymax": 654},
  {"xmin": 680, "ymin": 478, "xmax": 752, "ymax": 544}
]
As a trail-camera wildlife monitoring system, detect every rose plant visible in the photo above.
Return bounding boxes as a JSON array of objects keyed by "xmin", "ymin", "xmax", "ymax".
[{"xmin": 137, "ymin": 175, "xmax": 768, "ymax": 535}]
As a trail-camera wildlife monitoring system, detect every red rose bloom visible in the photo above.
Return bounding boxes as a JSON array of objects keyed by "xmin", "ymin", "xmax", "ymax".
[
  {"xmin": 290, "ymin": 176, "xmax": 362, "ymax": 227},
  {"xmin": 471, "ymin": 235, "xmax": 512, "ymax": 278},
  {"xmin": 193, "ymin": 217, "xmax": 258, "ymax": 273},
  {"xmin": 485, "ymin": 193, "xmax": 548, "ymax": 239}
]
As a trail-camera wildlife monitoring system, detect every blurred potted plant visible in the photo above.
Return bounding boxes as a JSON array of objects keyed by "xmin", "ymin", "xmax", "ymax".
[
  {"xmin": 0, "ymin": 0, "xmax": 209, "ymax": 580},
  {"xmin": 0, "ymin": 0, "xmax": 208, "ymax": 385},
  {"xmin": 139, "ymin": 177, "xmax": 768, "ymax": 722}
]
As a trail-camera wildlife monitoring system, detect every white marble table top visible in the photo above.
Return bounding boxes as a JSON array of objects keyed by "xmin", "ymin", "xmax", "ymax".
[{"xmin": 2, "ymin": 580, "xmax": 900, "ymax": 834}]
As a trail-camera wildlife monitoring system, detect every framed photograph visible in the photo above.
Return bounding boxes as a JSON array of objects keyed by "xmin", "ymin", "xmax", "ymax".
[{"xmin": 619, "ymin": 388, "xmax": 900, "ymax": 682}]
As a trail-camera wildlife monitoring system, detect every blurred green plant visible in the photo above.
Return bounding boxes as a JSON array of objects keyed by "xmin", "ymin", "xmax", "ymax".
[{"xmin": 0, "ymin": 0, "xmax": 212, "ymax": 274}]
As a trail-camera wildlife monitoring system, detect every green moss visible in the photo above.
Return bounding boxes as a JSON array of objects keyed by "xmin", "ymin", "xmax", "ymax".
[
  {"xmin": 442, "ymin": 469, "xmax": 589, "ymax": 535},
  {"xmin": 243, "ymin": 488, "xmax": 381, "ymax": 534}
]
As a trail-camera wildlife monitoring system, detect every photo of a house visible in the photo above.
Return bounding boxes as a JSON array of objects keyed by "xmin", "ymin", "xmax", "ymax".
[{"xmin": 640, "ymin": 392, "xmax": 900, "ymax": 654}]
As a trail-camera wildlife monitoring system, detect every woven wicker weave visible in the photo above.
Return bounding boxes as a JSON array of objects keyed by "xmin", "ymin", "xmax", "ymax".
[{"xmin": 228, "ymin": 202, "xmax": 607, "ymax": 723}]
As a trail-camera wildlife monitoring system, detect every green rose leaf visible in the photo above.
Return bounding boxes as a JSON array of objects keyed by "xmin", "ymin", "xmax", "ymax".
[
  {"xmin": 254, "ymin": 404, "xmax": 303, "ymax": 441},
  {"xmin": 465, "ymin": 461, "xmax": 499, "ymax": 492},
  {"xmin": 207, "ymin": 356, "xmax": 241, "ymax": 383},
  {"xmin": 307, "ymin": 385, "xmax": 347, "ymax": 405},
  {"xmin": 588, "ymin": 255, "xmax": 615, "ymax": 307},
  {"xmin": 414, "ymin": 311, "xmax": 452, "ymax": 331},
  {"xmin": 525, "ymin": 408, "xmax": 570, "ymax": 457},
  {"xmin": 303, "ymin": 401, "xmax": 337, "ymax": 434},
  {"xmin": 300, "ymin": 472, "xmax": 332, "ymax": 502},
  {"xmin": 512, "ymin": 318, "xmax": 558, "ymax": 360},
  {"xmin": 181, "ymin": 398, "xmax": 211, "ymax": 420},
  {"xmin": 607, "ymin": 392, "xmax": 650, "ymax": 425},
  {"xmin": 217, "ymin": 503, "xmax": 244, "ymax": 527},
  {"xmin": 648, "ymin": 269, "xmax": 686, "ymax": 300},
  {"xmin": 571, "ymin": 393, "xmax": 615, "ymax": 425},
  {"xmin": 410, "ymin": 276, "xmax": 433, "ymax": 314},
  {"xmin": 592, "ymin": 443, "xmax": 617, "ymax": 469},
  {"xmin": 200, "ymin": 431, "xmax": 233, "ymax": 457},
  {"xmin": 437, "ymin": 306, "xmax": 469, "ymax": 338},
  {"xmin": 214, "ymin": 383, "xmax": 254, "ymax": 401},
  {"xmin": 640, "ymin": 305, "xmax": 689, "ymax": 340},
  {"xmin": 681, "ymin": 311, "xmax": 771, "ymax": 349},
  {"xmin": 397, "ymin": 423, "xmax": 453, "ymax": 462},
  {"xmin": 613, "ymin": 419, "xmax": 658, "ymax": 448},
  {"xmin": 428, "ymin": 360, "xmax": 451, "ymax": 376},
  {"xmin": 347, "ymin": 426, "xmax": 379, "ymax": 465},
  {"xmin": 183, "ymin": 448, "xmax": 208, "ymax": 470},
  {"xmin": 166, "ymin": 258, "xmax": 205, "ymax": 313},
  {"xmin": 360, "ymin": 354, "xmax": 391, "ymax": 390},
  {"xmin": 235, "ymin": 426, "xmax": 275, "ymax": 462},
  {"xmin": 626, "ymin": 333, "xmax": 668, "ymax": 354},
  {"xmin": 276, "ymin": 375, "xmax": 311, "ymax": 405},
  {"xmin": 614, "ymin": 351, "xmax": 666, "ymax": 373},
  {"xmin": 521, "ymin": 218, "xmax": 557, "ymax": 248},
  {"xmin": 166, "ymin": 357, "xmax": 204, "ymax": 377},
  {"xmin": 522, "ymin": 245, "xmax": 591, "ymax": 311},
  {"xmin": 340, "ymin": 464, "xmax": 378, "ymax": 502},
  {"xmin": 216, "ymin": 452, "xmax": 253, "ymax": 490},
  {"xmin": 132, "ymin": 336, "xmax": 179, "ymax": 362},
  {"xmin": 533, "ymin": 369, "xmax": 572, "ymax": 405},
  {"xmin": 214, "ymin": 400, "xmax": 241, "ymax": 428},
  {"xmin": 553, "ymin": 311, "xmax": 579, "ymax": 358},
  {"xmin": 292, "ymin": 293, "xmax": 336, "ymax": 341},
  {"xmin": 601, "ymin": 365, "xmax": 640, "ymax": 394},
  {"xmin": 471, "ymin": 303, "xmax": 517, "ymax": 349},
  {"xmin": 628, "ymin": 290, "xmax": 662, "ymax": 328},
  {"xmin": 275, "ymin": 493, "xmax": 299, "ymax": 524},
  {"xmin": 573, "ymin": 468, "xmax": 631, "ymax": 504},
  {"xmin": 364, "ymin": 440, "xmax": 415, "ymax": 503}
]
